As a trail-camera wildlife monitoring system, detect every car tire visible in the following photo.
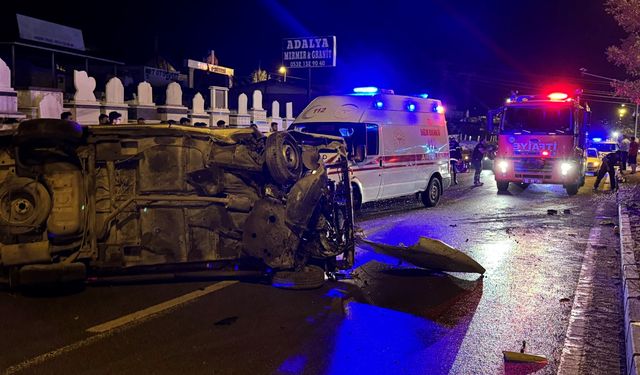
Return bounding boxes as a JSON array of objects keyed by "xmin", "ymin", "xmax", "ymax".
[
  {"xmin": 0, "ymin": 177, "xmax": 52, "ymax": 235},
  {"xmin": 14, "ymin": 119, "xmax": 84, "ymax": 147},
  {"xmin": 566, "ymin": 183, "xmax": 579, "ymax": 196},
  {"xmin": 272, "ymin": 265, "xmax": 325, "ymax": 290},
  {"xmin": 497, "ymin": 181, "xmax": 509, "ymax": 192},
  {"xmin": 352, "ymin": 184, "xmax": 362, "ymax": 210},
  {"xmin": 421, "ymin": 177, "xmax": 441, "ymax": 207},
  {"xmin": 265, "ymin": 132, "xmax": 302, "ymax": 185}
]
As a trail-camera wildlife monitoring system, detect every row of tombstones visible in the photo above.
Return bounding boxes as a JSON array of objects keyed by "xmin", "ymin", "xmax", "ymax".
[{"xmin": 0, "ymin": 59, "xmax": 294, "ymax": 132}]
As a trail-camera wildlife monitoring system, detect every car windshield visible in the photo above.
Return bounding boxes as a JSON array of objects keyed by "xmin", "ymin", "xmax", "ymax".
[
  {"xmin": 592, "ymin": 143, "xmax": 618, "ymax": 153},
  {"xmin": 587, "ymin": 149, "xmax": 599, "ymax": 157},
  {"xmin": 502, "ymin": 106, "xmax": 572, "ymax": 134}
]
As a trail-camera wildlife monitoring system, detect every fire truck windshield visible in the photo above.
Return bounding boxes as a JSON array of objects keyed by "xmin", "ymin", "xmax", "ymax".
[{"xmin": 502, "ymin": 106, "xmax": 572, "ymax": 134}]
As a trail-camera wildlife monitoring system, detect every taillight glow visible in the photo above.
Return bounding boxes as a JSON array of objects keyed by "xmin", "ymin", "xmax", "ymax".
[
  {"xmin": 541, "ymin": 150, "xmax": 550, "ymax": 156},
  {"xmin": 548, "ymin": 92, "xmax": 568, "ymax": 100}
]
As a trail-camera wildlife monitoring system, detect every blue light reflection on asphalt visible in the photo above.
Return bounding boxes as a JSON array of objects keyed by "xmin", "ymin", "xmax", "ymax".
[
  {"xmin": 327, "ymin": 301, "xmax": 461, "ymax": 375},
  {"xmin": 277, "ymin": 354, "xmax": 308, "ymax": 374}
]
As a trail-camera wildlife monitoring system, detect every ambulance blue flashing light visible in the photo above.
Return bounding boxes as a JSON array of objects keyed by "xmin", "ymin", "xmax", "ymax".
[
  {"xmin": 407, "ymin": 103, "xmax": 416, "ymax": 112},
  {"xmin": 373, "ymin": 100, "xmax": 384, "ymax": 109},
  {"xmin": 592, "ymin": 137, "xmax": 602, "ymax": 142},
  {"xmin": 419, "ymin": 93, "xmax": 429, "ymax": 99},
  {"xmin": 432, "ymin": 103, "xmax": 445, "ymax": 114},
  {"xmin": 353, "ymin": 86, "xmax": 379, "ymax": 94}
]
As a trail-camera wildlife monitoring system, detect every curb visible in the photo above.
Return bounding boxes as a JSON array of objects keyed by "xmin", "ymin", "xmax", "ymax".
[{"xmin": 619, "ymin": 199, "xmax": 640, "ymax": 375}]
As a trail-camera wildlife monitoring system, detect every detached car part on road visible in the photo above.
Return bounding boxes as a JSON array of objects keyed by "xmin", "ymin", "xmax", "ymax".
[{"xmin": 0, "ymin": 120, "xmax": 355, "ymax": 289}]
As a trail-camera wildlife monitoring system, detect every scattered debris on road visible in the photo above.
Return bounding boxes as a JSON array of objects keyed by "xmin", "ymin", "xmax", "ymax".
[
  {"xmin": 503, "ymin": 351, "xmax": 548, "ymax": 364},
  {"xmin": 563, "ymin": 209, "xmax": 572, "ymax": 215},
  {"xmin": 559, "ymin": 297, "xmax": 571, "ymax": 303},
  {"xmin": 360, "ymin": 237, "xmax": 486, "ymax": 274},
  {"xmin": 547, "ymin": 209, "xmax": 558, "ymax": 215},
  {"xmin": 600, "ymin": 220, "xmax": 616, "ymax": 226}
]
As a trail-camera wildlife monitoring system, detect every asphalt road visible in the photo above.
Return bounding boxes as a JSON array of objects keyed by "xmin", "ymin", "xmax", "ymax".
[{"xmin": 0, "ymin": 171, "xmax": 625, "ymax": 375}]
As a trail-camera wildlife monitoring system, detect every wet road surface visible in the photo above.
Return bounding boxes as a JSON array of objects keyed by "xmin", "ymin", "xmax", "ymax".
[{"xmin": 0, "ymin": 171, "xmax": 625, "ymax": 375}]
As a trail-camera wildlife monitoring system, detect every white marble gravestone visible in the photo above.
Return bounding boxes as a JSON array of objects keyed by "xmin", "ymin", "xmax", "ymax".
[
  {"xmin": 267, "ymin": 101, "xmax": 282, "ymax": 132},
  {"xmin": 229, "ymin": 93, "xmax": 250, "ymax": 127},
  {"xmin": 283, "ymin": 102, "xmax": 295, "ymax": 128},
  {"xmin": 248, "ymin": 90, "xmax": 267, "ymax": 131},
  {"xmin": 208, "ymin": 86, "xmax": 230, "ymax": 127},
  {"xmin": 64, "ymin": 70, "xmax": 100, "ymax": 124},
  {"xmin": 128, "ymin": 81, "xmax": 158, "ymax": 121},
  {"xmin": 0, "ymin": 58, "xmax": 25, "ymax": 120},
  {"xmin": 188, "ymin": 92, "xmax": 208, "ymax": 125},
  {"xmin": 39, "ymin": 94, "xmax": 64, "ymax": 119},
  {"xmin": 101, "ymin": 77, "xmax": 129, "ymax": 123},
  {"xmin": 157, "ymin": 82, "xmax": 187, "ymax": 122}
]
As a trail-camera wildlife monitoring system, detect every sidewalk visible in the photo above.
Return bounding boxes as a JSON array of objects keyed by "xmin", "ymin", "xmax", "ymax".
[{"xmin": 617, "ymin": 172, "xmax": 640, "ymax": 375}]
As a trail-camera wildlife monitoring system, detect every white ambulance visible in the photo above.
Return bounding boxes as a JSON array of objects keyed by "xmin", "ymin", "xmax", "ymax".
[{"xmin": 290, "ymin": 87, "xmax": 451, "ymax": 208}]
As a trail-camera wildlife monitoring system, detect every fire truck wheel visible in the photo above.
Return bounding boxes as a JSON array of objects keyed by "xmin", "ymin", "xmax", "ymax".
[
  {"xmin": 265, "ymin": 132, "xmax": 302, "ymax": 185},
  {"xmin": 421, "ymin": 177, "xmax": 441, "ymax": 207},
  {"xmin": 497, "ymin": 181, "xmax": 509, "ymax": 192},
  {"xmin": 565, "ymin": 183, "xmax": 579, "ymax": 196}
]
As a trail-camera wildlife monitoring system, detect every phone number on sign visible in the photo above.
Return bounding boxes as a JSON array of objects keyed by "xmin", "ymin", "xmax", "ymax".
[{"xmin": 288, "ymin": 60, "xmax": 329, "ymax": 68}]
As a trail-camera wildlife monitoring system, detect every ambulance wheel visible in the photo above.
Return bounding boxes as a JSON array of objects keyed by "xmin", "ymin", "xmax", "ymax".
[
  {"xmin": 421, "ymin": 177, "xmax": 441, "ymax": 207},
  {"xmin": 265, "ymin": 132, "xmax": 302, "ymax": 185},
  {"xmin": 566, "ymin": 183, "xmax": 579, "ymax": 196},
  {"xmin": 497, "ymin": 181, "xmax": 509, "ymax": 192},
  {"xmin": 351, "ymin": 184, "xmax": 362, "ymax": 210}
]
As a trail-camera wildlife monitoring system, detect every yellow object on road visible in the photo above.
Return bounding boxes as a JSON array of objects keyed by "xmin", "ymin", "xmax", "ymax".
[{"xmin": 502, "ymin": 351, "xmax": 548, "ymax": 364}]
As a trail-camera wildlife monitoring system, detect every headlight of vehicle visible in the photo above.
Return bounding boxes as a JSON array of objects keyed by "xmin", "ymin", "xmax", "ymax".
[
  {"xmin": 560, "ymin": 162, "xmax": 573, "ymax": 176},
  {"xmin": 593, "ymin": 161, "xmax": 600, "ymax": 167},
  {"xmin": 498, "ymin": 160, "xmax": 508, "ymax": 173},
  {"xmin": 464, "ymin": 156, "xmax": 469, "ymax": 160}
]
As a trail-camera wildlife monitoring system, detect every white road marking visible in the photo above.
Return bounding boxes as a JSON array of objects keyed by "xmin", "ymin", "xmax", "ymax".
[
  {"xmin": 3, "ymin": 281, "xmax": 237, "ymax": 375},
  {"xmin": 557, "ymin": 203, "xmax": 607, "ymax": 374},
  {"xmin": 86, "ymin": 280, "xmax": 237, "ymax": 333}
]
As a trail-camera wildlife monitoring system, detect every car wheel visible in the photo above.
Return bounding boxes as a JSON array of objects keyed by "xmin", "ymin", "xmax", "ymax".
[
  {"xmin": 566, "ymin": 183, "xmax": 579, "ymax": 196},
  {"xmin": 265, "ymin": 132, "xmax": 302, "ymax": 185},
  {"xmin": 0, "ymin": 177, "xmax": 52, "ymax": 235},
  {"xmin": 421, "ymin": 177, "xmax": 441, "ymax": 207},
  {"xmin": 352, "ymin": 184, "xmax": 362, "ymax": 210},
  {"xmin": 14, "ymin": 119, "xmax": 84, "ymax": 147},
  {"xmin": 272, "ymin": 265, "xmax": 325, "ymax": 290},
  {"xmin": 497, "ymin": 181, "xmax": 509, "ymax": 192}
]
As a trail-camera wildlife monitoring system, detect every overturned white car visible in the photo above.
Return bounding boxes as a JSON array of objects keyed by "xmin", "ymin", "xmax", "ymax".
[{"xmin": 0, "ymin": 120, "xmax": 355, "ymax": 289}]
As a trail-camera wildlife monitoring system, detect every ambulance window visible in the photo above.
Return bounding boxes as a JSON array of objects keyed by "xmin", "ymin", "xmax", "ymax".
[{"xmin": 366, "ymin": 124, "xmax": 379, "ymax": 155}]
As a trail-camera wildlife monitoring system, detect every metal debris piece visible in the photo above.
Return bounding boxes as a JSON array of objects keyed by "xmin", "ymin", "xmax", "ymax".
[
  {"xmin": 361, "ymin": 237, "xmax": 485, "ymax": 274},
  {"xmin": 503, "ymin": 351, "xmax": 548, "ymax": 364},
  {"xmin": 563, "ymin": 209, "xmax": 571, "ymax": 215},
  {"xmin": 547, "ymin": 209, "xmax": 558, "ymax": 215}
]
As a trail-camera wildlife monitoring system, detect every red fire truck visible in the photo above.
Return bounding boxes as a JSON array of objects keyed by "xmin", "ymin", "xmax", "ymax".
[{"xmin": 492, "ymin": 92, "xmax": 589, "ymax": 195}]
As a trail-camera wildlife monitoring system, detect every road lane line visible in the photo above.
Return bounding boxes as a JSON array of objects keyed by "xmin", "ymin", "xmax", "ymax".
[
  {"xmin": 3, "ymin": 281, "xmax": 237, "ymax": 375},
  {"xmin": 557, "ymin": 203, "xmax": 606, "ymax": 374},
  {"xmin": 87, "ymin": 280, "xmax": 237, "ymax": 333}
]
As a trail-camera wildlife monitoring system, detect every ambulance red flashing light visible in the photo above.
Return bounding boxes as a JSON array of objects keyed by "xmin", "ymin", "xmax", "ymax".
[{"xmin": 541, "ymin": 150, "xmax": 550, "ymax": 157}]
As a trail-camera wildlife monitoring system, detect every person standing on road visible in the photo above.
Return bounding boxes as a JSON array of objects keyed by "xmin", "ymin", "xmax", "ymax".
[
  {"xmin": 449, "ymin": 137, "xmax": 462, "ymax": 185},
  {"xmin": 619, "ymin": 135, "xmax": 630, "ymax": 172},
  {"xmin": 471, "ymin": 139, "xmax": 487, "ymax": 186},
  {"xmin": 594, "ymin": 150, "xmax": 622, "ymax": 191},
  {"xmin": 629, "ymin": 137, "xmax": 638, "ymax": 174}
]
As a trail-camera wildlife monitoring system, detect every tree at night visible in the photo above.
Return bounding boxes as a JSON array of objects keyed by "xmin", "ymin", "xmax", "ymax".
[{"xmin": 606, "ymin": 0, "xmax": 640, "ymax": 103}]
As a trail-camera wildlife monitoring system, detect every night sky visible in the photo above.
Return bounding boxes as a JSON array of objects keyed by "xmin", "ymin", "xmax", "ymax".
[{"xmin": 1, "ymin": 0, "xmax": 630, "ymax": 117}]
